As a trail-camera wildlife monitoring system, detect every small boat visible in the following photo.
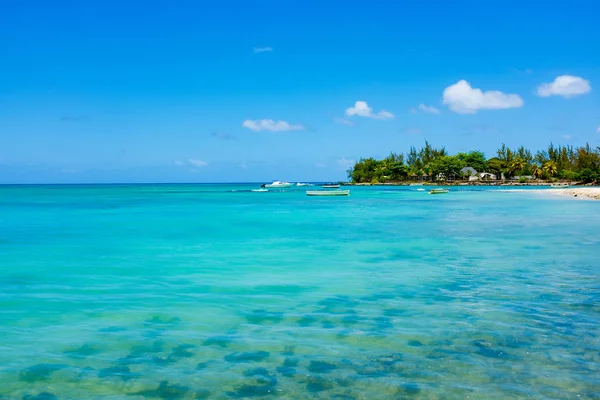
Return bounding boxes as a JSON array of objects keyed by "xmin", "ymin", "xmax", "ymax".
[
  {"xmin": 409, "ymin": 183, "xmax": 423, "ymax": 186},
  {"xmin": 262, "ymin": 181, "xmax": 294, "ymax": 189},
  {"xmin": 322, "ymin": 184, "xmax": 341, "ymax": 188},
  {"xmin": 429, "ymin": 189, "xmax": 449, "ymax": 194},
  {"xmin": 252, "ymin": 188, "xmax": 268, "ymax": 192},
  {"xmin": 306, "ymin": 190, "xmax": 350, "ymax": 196},
  {"xmin": 550, "ymin": 183, "xmax": 569, "ymax": 188},
  {"xmin": 296, "ymin": 183, "xmax": 313, "ymax": 187}
]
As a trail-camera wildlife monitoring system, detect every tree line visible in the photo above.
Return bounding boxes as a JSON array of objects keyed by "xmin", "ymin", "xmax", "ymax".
[{"xmin": 347, "ymin": 141, "xmax": 600, "ymax": 183}]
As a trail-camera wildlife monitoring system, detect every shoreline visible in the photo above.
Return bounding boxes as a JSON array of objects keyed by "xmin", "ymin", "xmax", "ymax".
[
  {"xmin": 343, "ymin": 181, "xmax": 598, "ymax": 187},
  {"xmin": 527, "ymin": 187, "xmax": 600, "ymax": 201}
]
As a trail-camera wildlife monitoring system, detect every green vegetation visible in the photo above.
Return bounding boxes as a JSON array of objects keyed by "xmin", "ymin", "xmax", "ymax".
[{"xmin": 347, "ymin": 141, "xmax": 600, "ymax": 184}]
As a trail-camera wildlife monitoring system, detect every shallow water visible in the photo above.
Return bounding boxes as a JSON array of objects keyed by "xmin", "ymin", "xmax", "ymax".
[{"xmin": 1, "ymin": 184, "xmax": 599, "ymax": 399}]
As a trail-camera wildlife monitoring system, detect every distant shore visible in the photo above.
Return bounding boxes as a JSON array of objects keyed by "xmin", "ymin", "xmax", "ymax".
[{"xmin": 342, "ymin": 181, "xmax": 598, "ymax": 187}]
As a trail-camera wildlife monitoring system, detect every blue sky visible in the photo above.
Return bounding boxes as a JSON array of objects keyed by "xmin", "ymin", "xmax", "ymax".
[{"xmin": 1, "ymin": 0, "xmax": 599, "ymax": 183}]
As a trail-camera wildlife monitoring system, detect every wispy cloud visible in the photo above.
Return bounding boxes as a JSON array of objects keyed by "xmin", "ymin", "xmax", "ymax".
[
  {"xmin": 336, "ymin": 157, "xmax": 355, "ymax": 169},
  {"xmin": 254, "ymin": 47, "xmax": 273, "ymax": 54},
  {"xmin": 443, "ymin": 80, "xmax": 524, "ymax": 114},
  {"xmin": 410, "ymin": 104, "xmax": 440, "ymax": 115},
  {"xmin": 334, "ymin": 118, "xmax": 355, "ymax": 126},
  {"xmin": 537, "ymin": 75, "xmax": 591, "ymax": 98},
  {"xmin": 345, "ymin": 101, "xmax": 394, "ymax": 120},
  {"xmin": 189, "ymin": 159, "xmax": 208, "ymax": 167},
  {"xmin": 211, "ymin": 132, "xmax": 238, "ymax": 140},
  {"xmin": 242, "ymin": 119, "xmax": 304, "ymax": 132}
]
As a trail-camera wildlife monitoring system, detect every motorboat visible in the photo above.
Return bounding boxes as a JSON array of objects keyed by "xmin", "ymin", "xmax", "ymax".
[
  {"xmin": 296, "ymin": 183, "xmax": 313, "ymax": 187},
  {"xmin": 322, "ymin": 184, "xmax": 341, "ymax": 188},
  {"xmin": 306, "ymin": 190, "xmax": 350, "ymax": 196},
  {"xmin": 261, "ymin": 181, "xmax": 294, "ymax": 189},
  {"xmin": 429, "ymin": 189, "xmax": 449, "ymax": 194},
  {"xmin": 550, "ymin": 183, "xmax": 569, "ymax": 188}
]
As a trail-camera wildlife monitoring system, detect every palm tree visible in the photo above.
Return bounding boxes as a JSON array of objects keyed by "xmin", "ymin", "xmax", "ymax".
[
  {"xmin": 508, "ymin": 157, "xmax": 526, "ymax": 175},
  {"xmin": 531, "ymin": 164, "xmax": 543, "ymax": 179},
  {"xmin": 543, "ymin": 160, "xmax": 558, "ymax": 177}
]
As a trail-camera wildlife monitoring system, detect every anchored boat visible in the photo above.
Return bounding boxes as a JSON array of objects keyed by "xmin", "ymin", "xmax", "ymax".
[
  {"xmin": 322, "ymin": 184, "xmax": 341, "ymax": 188},
  {"xmin": 429, "ymin": 189, "xmax": 449, "ymax": 194},
  {"xmin": 550, "ymin": 183, "xmax": 569, "ymax": 188},
  {"xmin": 306, "ymin": 190, "xmax": 350, "ymax": 196}
]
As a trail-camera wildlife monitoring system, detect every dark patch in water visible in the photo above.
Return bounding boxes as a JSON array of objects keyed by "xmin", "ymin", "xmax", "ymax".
[
  {"xmin": 281, "ymin": 345, "xmax": 295, "ymax": 356},
  {"xmin": 341, "ymin": 314, "xmax": 361, "ymax": 326},
  {"xmin": 321, "ymin": 320, "xmax": 336, "ymax": 329},
  {"xmin": 129, "ymin": 380, "xmax": 190, "ymax": 399},
  {"xmin": 473, "ymin": 340, "xmax": 507, "ymax": 358},
  {"xmin": 64, "ymin": 344, "xmax": 101, "ymax": 358},
  {"xmin": 98, "ymin": 365, "xmax": 139, "ymax": 381},
  {"xmin": 229, "ymin": 372, "xmax": 278, "ymax": 398},
  {"xmin": 305, "ymin": 376, "xmax": 334, "ymax": 393},
  {"xmin": 373, "ymin": 316, "xmax": 393, "ymax": 330},
  {"xmin": 276, "ymin": 366, "xmax": 296, "ymax": 377},
  {"xmin": 361, "ymin": 292, "xmax": 396, "ymax": 302},
  {"xmin": 282, "ymin": 358, "xmax": 299, "ymax": 368},
  {"xmin": 398, "ymin": 383, "xmax": 421, "ymax": 396},
  {"xmin": 171, "ymin": 344, "xmax": 195, "ymax": 359},
  {"xmin": 224, "ymin": 351, "xmax": 270, "ymax": 363},
  {"xmin": 308, "ymin": 360, "xmax": 337, "ymax": 374},
  {"xmin": 19, "ymin": 364, "xmax": 68, "ymax": 382},
  {"xmin": 382, "ymin": 308, "xmax": 406, "ymax": 317},
  {"xmin": 297, "ymin": 315, "xmax": 318, "ymax": 327},
  {"xmin": 245, "ymin": 310, "xmax": 283, "ymax": 324},
  {"xmin": 22, "ymin": 393, "xmax": 58, "ymax": 400},
  {"xmin": 408, "ymin": 340, "xmax": 423, "ymax": 347},
  {"xmin": 118, "ymin": 341, "xmax": 166, "ymax": 365},
  {"xmin": 204, "ymin": 336, "xmax": 234, "ymax": 348}
]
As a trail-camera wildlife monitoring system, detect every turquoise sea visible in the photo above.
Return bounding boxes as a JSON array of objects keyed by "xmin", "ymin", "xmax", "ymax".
[{"xmin": 1, "ymin": 184, "xmax": 599, "ymax": 399}]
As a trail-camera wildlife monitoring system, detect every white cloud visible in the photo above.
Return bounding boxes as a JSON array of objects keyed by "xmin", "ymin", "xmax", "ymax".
[
  {"xmin": 562, "ymin": 134, "xmax": 572, "ymax": 140},
  {"xmin": 443, "ymin": 80, "xmax": 524, "ymax": 114},
  {"xmin": 334, "ymin": 117, "xmax": 355, "ymax": 126},
  {"xmin": 537, "ymin": 75, "xmax": 591, "ymax": 98},
  {"xmin": 254, "ymin": 47, "xmax": 273, "ymax": 53},
  {"xmin": 336, "ymin": 157, "xmax": 355, "ymax": 169},
  {"xmin": 189, "ymin": 159, "xmax": 208, "ymax": 167},
  {"xmin": 242, "ymin": 119, "xmax": 304, "ymax": 132},
  {"xmin": 345, "ymin": 101, "xmax": 395, "ymax": 120},
  {"xmin": 174, "ymin": 160, "xmax": 184, "ymax": 166},
  {"xmin": 411, "ymin": 104, "xmax": 440, "ymax": 114}
]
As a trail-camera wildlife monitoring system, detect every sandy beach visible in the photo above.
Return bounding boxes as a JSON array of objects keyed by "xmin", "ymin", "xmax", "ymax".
[{"xmin": 538, "ymin": 187, "xmax": 600, "ymax": 200}]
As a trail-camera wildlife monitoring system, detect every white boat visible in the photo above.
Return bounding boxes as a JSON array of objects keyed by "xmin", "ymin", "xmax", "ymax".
[
  {"xmin": 262, "ymin": 181, "xmax": 294, "ymax": 189},
  {"xmin": 322, "ymin": 184, "xmax": 341, "ymax": 188},
  {"xmin": 416, "ymin": 188, "xmax": 426, "ymax": 191},
  {"xmin": 410, "ymin": 183, "xmax": 423, "ymax": 186},
  {"xmin": 550, "ymin": 183, "xmax": 569, "ymax": 188},
  {"xmin": 296, "ymin": 183, "xmax": 313, "ymax": 187},
  {"xmin": 306, "ymin": 190, "xmax": 350, "ymax": 196}
]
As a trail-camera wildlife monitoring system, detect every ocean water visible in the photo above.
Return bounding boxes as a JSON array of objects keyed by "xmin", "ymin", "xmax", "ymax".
[{"xmin": 1, "ymin": 184, "xmax": 599, "ymax": 399}]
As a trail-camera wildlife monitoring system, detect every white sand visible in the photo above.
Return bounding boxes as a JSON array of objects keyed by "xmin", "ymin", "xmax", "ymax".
[{"xmin": 535, "ymin": 187, "xmax": 600, "ymax": 200}]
